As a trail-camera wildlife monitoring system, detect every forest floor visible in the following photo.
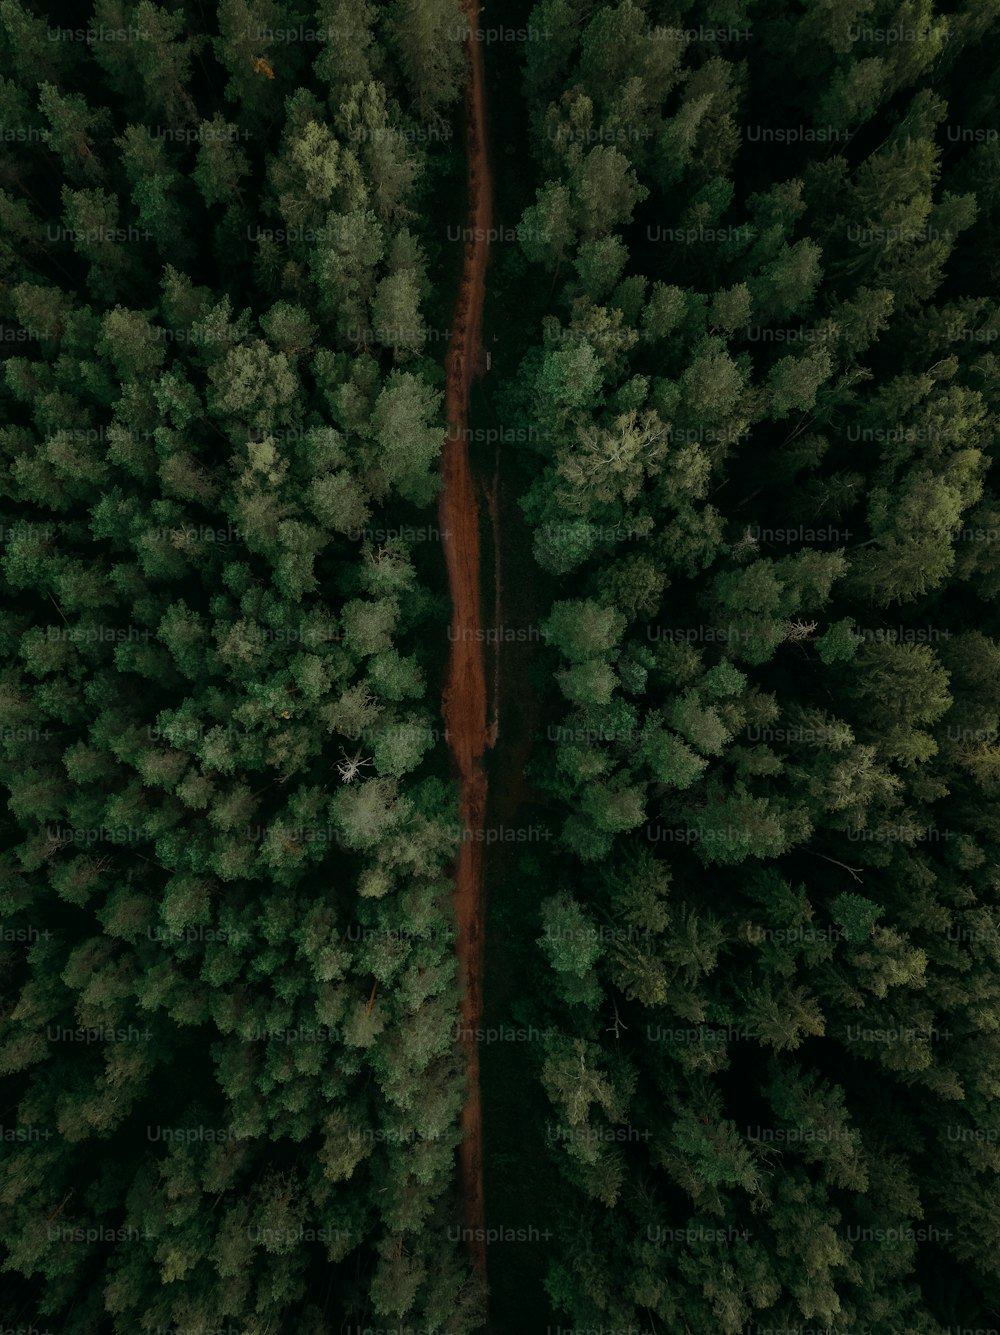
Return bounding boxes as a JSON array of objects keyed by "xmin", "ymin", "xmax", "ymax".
[{"xmin": 439, "ymin": 0, "xmax": 493, "ymax": 1291}]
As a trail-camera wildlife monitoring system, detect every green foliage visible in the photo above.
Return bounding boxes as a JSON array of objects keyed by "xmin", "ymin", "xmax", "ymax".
[
  {"xmin": 0, "ymin": 12, "xmax": 478, "ymax": 1333},
  {"xmin": 6, "ymin": 1, "xmax": 1000, "ymax": 1332},
  {"xmin": 830, "ymin": 892, "xmax": 884, "ymax": 943},
  {"xmin": 495, "ymin": 3, "xmax": 1000, "ymax": 1328}
]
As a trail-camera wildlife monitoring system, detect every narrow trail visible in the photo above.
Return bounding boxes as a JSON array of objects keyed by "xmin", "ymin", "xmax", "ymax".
[{"xmin": 439, "ymin": 0, "xmax": 493, "ymax": 1290}]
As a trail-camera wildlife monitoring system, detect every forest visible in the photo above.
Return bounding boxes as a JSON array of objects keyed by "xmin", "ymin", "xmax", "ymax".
[{"xmin": 2, "ymin": 0, "xmax": 1000, "ymax": 1333}]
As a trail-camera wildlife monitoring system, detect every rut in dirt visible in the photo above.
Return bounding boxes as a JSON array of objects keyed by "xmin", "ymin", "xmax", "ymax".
[{"xmin": 439, "ymin": 0, "xmax": 493, "ymax": 1291}]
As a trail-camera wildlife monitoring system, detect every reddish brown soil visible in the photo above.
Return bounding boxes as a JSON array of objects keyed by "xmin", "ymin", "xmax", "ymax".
[
  {"xmin": 439, "ymin": 0, "xmax": 493, "ymax": 1290},
  {"xmin": 484, "ymin": 449, "xmax": 501, "ymax": 750}
]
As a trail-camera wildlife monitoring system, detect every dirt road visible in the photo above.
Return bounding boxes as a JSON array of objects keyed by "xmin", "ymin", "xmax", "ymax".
[{"xmin": 439, "ymin": 0, "xmax": 493, "ymax": 1291}]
